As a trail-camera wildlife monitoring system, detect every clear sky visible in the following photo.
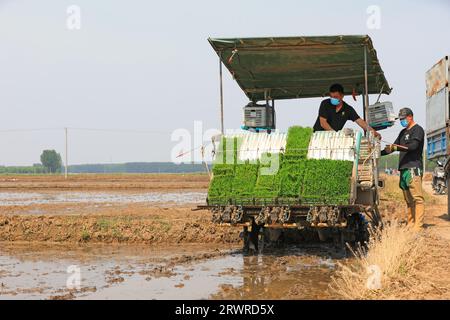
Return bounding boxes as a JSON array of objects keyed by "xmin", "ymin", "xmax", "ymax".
[{"xmin": 1, "ymin": 0, "xmax": 449, "ymax": 165}]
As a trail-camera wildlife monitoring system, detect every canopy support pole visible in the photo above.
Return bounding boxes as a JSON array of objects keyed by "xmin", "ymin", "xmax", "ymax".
[
  {"xmin": 363, "ymin": 45, "xmax": 370, "ymax": 130},
  {"xmin": 219, "ymin": 56, "xmax": 224, "ymax": 135}
]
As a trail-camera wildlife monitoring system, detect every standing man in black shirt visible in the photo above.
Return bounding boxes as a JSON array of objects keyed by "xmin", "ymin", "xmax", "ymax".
[
  {"xmin": 382, "ymin": 107, "xmax": 425, "ymax": 231},
  {"xmin": 313, "ymin": 83, "xmax": 381, "ymax": 138}
]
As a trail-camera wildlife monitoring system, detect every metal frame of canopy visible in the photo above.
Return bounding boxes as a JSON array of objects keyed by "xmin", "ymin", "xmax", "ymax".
[{"xmin": 208, "ymin": 35, "xmax": 392, "ymax": 134}]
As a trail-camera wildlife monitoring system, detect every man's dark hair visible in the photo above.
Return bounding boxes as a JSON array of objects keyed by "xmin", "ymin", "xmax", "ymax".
[
  {"xmin": 329, "ymin": 83, "xmax": 344, "ymax": 94},
  {"xmin": 398, "ymin": 107, "xmax": 414, "ymax": 118}
]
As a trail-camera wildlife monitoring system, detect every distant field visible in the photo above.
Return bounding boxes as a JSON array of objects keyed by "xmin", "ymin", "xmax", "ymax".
[
  {"xmin": 0, "ymin": 162, "xmax": 208, "ymax": 175},
  {"xmin": 0, "ymin": 173, "xmax": 210, "ymax": 191}
]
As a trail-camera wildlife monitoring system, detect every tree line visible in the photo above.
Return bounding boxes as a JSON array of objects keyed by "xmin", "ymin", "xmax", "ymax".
[{"xmin": 0, "ymin": 150, "xmax": 207, "ymax": 174}]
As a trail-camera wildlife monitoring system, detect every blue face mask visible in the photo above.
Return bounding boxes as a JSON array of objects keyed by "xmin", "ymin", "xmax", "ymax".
[
  {"xmin": 330, "ymin": 98, "xmax": 341, "ymax": 106},
  {"xmin": 400, "ymin": 119, "xmax": 408, "ymax": 127}
]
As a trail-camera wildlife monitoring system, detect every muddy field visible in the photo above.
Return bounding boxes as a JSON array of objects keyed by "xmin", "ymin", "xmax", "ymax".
[{"xmin": 0, "ymin": 173, "xmax": 449, "ymax": 299}]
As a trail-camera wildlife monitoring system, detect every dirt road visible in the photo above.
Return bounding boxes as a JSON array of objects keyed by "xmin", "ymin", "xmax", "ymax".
[{"xmin": 409, "ymin": 181, "xmax": 450, "ymax": 299}]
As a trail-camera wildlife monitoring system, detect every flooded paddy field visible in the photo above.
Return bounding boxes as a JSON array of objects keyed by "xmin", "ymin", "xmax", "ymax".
[
  {"xmin": 0, "ymin": 174, "xmax": 367, "ymax": 300},
  {"xmin": 0, "ymin": 242, "xmax": 344, "ymax": 300},
  {"xmin": 0, "ymin": 191, "xmax": 207, "ymax": 207}
]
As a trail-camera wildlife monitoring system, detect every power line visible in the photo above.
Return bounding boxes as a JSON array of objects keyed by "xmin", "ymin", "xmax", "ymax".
[
  {"xmin": 0, "ymin": 128, "xmax": 62, "ymax": 132},
  {"xmin": 0, "ymin": 127, "xmax": 172, "ymax": 134},
  {"xmin": 68, "ymin": 127, "xmax": 170, "ymax": 134}
]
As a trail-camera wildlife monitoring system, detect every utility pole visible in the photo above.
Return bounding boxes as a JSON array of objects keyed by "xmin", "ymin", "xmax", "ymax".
[
  {"xmin": 65, "ymin": 127, "xmax": 68, "ymax": 179},
  {"xmin": 219, "ymin": 57, "xmax": 224, "ymax": 135},
  {"xmin": 363, "ymin": 45, "xmax": 370, "ymax": 124}
]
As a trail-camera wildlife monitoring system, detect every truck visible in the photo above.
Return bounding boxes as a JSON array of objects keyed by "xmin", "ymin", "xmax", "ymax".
[
  {"xmin": 425, "ymin": 57, "xmax": 450, "ymax": 207},
  {"xmin": 198, "ymin": 35, "xmax": 393, "ymax": 251}
]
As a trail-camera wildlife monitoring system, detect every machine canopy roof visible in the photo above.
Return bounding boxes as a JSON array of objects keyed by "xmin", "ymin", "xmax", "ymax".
[{"xmin": 208, "ymin": 35, "xmax": 391, "ymax": 101}]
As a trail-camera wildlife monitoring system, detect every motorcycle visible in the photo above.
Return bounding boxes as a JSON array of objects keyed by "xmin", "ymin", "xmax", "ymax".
[{"xmin": 432, "ymin": 160, "xmax": 447, "ymax": 195}]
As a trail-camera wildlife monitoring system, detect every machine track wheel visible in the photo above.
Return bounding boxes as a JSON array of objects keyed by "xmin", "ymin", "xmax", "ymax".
[
  {"xmin": 354, "ymin": 213, "xmax": 370, "ymax": 246},
  {"xmin": 243, "ymin": 220, "xmax": 264, "ymax": 254}
]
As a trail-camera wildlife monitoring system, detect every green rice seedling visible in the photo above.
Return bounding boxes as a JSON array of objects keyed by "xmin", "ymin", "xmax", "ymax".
[
  {"xmin": 208, "ymin": 136, "xmax": 238, "ymax": 205},
  {"xmin": 301, "ymin": 159, "xmax": 353, "ymax": 204},
  {"xmin": 212, "ymin": 164, "xmax": 235, "ymax": 176},
  {"xmin": 284, "ymin": 126, "xmax": 313, "ymax": 158},
  {"xmin": 207, "ymin": 175, "xmax": 234, "ymax": 205},
  {"xmin": 214, "ymin": 136, "xmax": 238, "ymax": 165},
  {"xmin": 207, "ymin": 126, "xmax": 354, "ymax": 207},
  {"xmin": 252, "ymin": 153, "xmax": 281, "ymax": 204},
  {"xmin": 231, "ymin": 161, "xmax": 259, "ymax": 202},
  {"xmin": 278, "ymin": 159, "xmax": 307, "ymax": 198},
  {"xmin": 254, "ymin": 175, "xmax": 281, "ymax": 198}
]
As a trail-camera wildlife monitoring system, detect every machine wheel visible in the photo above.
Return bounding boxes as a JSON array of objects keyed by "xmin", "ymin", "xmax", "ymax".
[
  {"xmin": 437, "ymin": 184, "xmax": 446, "ymax": 195},
  {"xmin": 343, "ymin": 213, "xmax": 369, "ymax": 249},
  {"xmin": 243, "ymin": 220, "xmax": 263, "ymax": 254},
  {"xmin": 365, "ymin": 205, "xmax": 383, "ymax": 229},
  {"xmin": 355, "ymin": 213, "xmax": 370, "ymax": 245}
]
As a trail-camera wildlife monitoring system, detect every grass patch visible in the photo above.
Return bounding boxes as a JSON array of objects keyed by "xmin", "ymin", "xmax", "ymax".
[
  {"xmin": 81, "ymin": 229, "xmax": 91, "ymax": 241},
  {"xmin": 330, "ymin": 222, "xmax": 427, "ymax": 299},
  {"xmin": 96, "ymin": 218, "xmax": 115, "ymax": 231}
]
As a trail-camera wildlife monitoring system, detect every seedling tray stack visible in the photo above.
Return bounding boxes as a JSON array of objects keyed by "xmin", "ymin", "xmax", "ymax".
[{"xmin": 207, "ymin": 127, "xmax": 359, "ymax": 207}]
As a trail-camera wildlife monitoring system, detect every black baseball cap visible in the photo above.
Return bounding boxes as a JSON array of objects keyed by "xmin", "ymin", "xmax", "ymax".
[{"xmin": 398, "ymin": 107, "xmax": 413, "ymax": 119}]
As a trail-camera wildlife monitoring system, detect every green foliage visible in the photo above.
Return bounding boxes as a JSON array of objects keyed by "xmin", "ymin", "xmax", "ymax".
[
  {"xmin": 208, "ymin": 161, "xmax": 235, "ymax": 205},
  {"xmin": 278, "ymin": 160, "xmax": 307, "ymax": 198},
  {"xmin": 284, "ymin": 126, "xmax": 313, "ymax": 158},
  {"xmin": 214, "ymin": 136, "xmax": 238, "ymax": 165},
  {"xmin": 40, "ymin": 150, "xmax": 62, "ymax": 173},
  {"xmin": 254, "ymin": 167, "xmax": 281, "ymax": 196},
  {"xmin": 252, "ymin": 153, "xmax": 280, "ymax": 204},
  {"xmin": 0, "ymin": 163, "xmax": 207, "ymax": 175},
  {"xmin": 207, "ymin": 127, "xmax": 354, "ymax": 206},
  {"xmin": 231, "ymin": 161, "xmax": 259, "ymax": 201},
  {"xmin": 81, "ymin": 229, "xmax": 91, "ymax": 241},
  {"xmin": 301, "ymin": 159, "xmax": 353, "ymax": 204},
  {"xmin": 212, "ymin": 164, "xmax": 235, "ymax": 176},
  {"xmin": 379, "ymin": 152, "xmax": 435, "ymax": 172},
  {"xmin": 0, "ymin": 164, "xmax": 46, "ymax": 174}
]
